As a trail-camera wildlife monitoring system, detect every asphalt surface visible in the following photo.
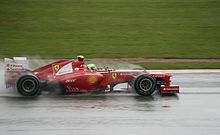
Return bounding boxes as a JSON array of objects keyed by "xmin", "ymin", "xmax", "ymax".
[{"xmin": 0, "ymin": 72, "xmax": 220, "ymax": 135}]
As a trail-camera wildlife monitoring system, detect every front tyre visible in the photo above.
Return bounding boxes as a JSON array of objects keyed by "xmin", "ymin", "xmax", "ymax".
[
  {"xmin": 134, "ymin": 74, "xmax": 156, "ymax": 96},
  {"xmin": 17, "ymin": 75, "xmax": 41, "ymax": 97}
]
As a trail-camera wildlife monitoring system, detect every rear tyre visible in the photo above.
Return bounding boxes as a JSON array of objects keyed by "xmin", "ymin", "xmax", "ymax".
[
  {"xmin": 17, "ymin": 75, "xmax": 41, "ymax": 97},
  {"xmin": 134, "ymin": 74, "xmax": 156, "ymax": 96}
]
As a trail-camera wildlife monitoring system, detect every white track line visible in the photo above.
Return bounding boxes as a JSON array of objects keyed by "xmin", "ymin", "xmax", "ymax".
[{"xmin": 148, "ymin": 69, "xmax": 220, "ymax": 73}]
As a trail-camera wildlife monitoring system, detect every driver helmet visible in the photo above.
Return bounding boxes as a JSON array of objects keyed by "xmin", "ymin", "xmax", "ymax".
[
  {"xmin": 77, "ymin": 55, "xmax": 84, "ymax": 61},
  {"xmin": 87, "ymin": 64, "xmax": 97, "ymax": 70}
]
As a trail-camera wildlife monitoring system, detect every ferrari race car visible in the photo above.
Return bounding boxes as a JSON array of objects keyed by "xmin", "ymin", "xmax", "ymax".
[{"xmin": 4, "ymin": 56, "xmax": 179, "ymax": 97}]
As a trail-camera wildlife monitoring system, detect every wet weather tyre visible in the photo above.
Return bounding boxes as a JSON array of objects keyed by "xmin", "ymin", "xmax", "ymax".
[
  {"xmin": 134, "ymin": 74, "xmax": 156, "ymax": 96},
  {"xmin": 17, "ymin": 75, "xmax": 41, "ymax": 97}
]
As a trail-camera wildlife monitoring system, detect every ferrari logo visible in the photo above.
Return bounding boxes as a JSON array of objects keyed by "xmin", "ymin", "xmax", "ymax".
[
  {"xmin": 53, "ymin": 64, "xmax": 60, "ymax": 72},
  {"xmin": 112, "ymin": 73, "xmax": 117, "ymax": 79}
]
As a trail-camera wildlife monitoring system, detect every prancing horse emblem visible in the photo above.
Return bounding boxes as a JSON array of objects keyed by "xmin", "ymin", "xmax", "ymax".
[
  {"xmin": 53, "ymin": 64, "xmax": 60, "ymax": 72},
  {"xmin": 112, "ymin": 73, "xmax": 117, "ymax": 79}
]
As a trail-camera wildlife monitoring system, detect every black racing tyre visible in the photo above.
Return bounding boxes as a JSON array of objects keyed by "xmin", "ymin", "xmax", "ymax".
[
  {"xmin": 17, "ymin": 75, "xmax": 41, "ymax": 97},
  {"xmin": 134, "ymin": 74, "xmax": 156, "ymax": 96}
]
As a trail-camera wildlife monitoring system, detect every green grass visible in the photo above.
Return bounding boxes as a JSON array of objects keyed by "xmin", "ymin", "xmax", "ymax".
[
  {"xmin": 0, "ymin": 0, "xmax": 220, "ymax": 58},
  {"xmin": 138, "ymin": 62, "xmax": 220, "ymax": 69}
]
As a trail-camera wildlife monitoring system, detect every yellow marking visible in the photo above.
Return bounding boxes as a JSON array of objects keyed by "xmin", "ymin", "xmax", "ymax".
[
  {"xmin": 53, "ymin": 64, "xmax": 60, "ymax": 72},
  {"xmin": 112, "ymin": 73, "xmax": 117, "ymax": 79},
  {"xmin": 88, "ymin": 76, "xmax": 97, "ymax": 84}
]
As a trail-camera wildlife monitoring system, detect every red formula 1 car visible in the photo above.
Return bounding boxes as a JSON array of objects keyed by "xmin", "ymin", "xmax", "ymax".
[{"xmin": 4, "ymin": 56, "xmax": 179, "ymax": 97}]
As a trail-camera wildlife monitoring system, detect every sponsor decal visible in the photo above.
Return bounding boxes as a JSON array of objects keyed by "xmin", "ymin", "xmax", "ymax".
[
  {"xmin": 152, "ymin": 74, "xmax": 166, "ymax": 78},
  {"xmin": 65, "ymin": 79, "xmax": 76, "ymax": 83},
  {"xmin": 163, "ymin": 88, "xmax": 179, "ymax": 91},
  {"xmin": 119, "ymin": 72, "xmax": 135, "ymax": 76},
  {"xmin": 53, "ymin": 64, "xmax": 60, "ymax": 72},
  {"xmin": 74, "ymin": 68, "xmax": 79, "ymax": 71},
  {"xmin": 87, "ymin": 76, "xmax": 97, "ymax": 84},
  {"xmin": 5, "ymin": 64, "xmax": 24, "ymax": 71},
  {"xmin": 112, "ymin": 73, "xmax": 117, "ymax": 79}
]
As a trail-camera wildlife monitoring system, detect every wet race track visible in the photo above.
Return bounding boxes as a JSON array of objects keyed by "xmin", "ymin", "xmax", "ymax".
[{"xmin": 0, "ymin": 72, "xmax": 220, "ymax": 135}]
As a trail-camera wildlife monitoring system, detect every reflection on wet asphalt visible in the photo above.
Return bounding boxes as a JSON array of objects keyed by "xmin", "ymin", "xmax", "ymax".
[{"xmin": 0, "ymin": 73, "xmax": 220, "ymax": 135}]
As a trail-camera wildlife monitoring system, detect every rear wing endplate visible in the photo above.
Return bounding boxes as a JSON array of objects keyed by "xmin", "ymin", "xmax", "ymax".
[{"xmin": 4, "ymin": 57, "xmax": 29, "ymax": 88}]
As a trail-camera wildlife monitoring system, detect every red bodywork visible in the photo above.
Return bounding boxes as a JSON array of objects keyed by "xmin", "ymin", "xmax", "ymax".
[{"xmin": 5, "ymin": 59, "xmax": 179, "ymax": 94}]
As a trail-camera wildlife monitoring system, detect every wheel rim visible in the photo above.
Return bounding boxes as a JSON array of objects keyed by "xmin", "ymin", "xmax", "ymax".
[
  {"xmin": 139, "ymin": 78, "xmax": 152, "ymax": 92},
  {"xmin": 21, "ymin": 79, "xmax": 36, "ymax": 93}
]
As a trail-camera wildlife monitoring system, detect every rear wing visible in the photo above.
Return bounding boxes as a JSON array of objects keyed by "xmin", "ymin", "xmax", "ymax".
[{"xmin": 4, "ymin": 57, "xmax": 29, "ymax": 88}]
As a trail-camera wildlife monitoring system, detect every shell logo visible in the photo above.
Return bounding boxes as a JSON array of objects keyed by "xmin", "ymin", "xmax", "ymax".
[
  {"xmin": 88, "ymin": 76, "xmax": 97, "ymax": 84},
  {"xmin": 112, "ymin": 73, "xmax": 117, "ymax": 79}
]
